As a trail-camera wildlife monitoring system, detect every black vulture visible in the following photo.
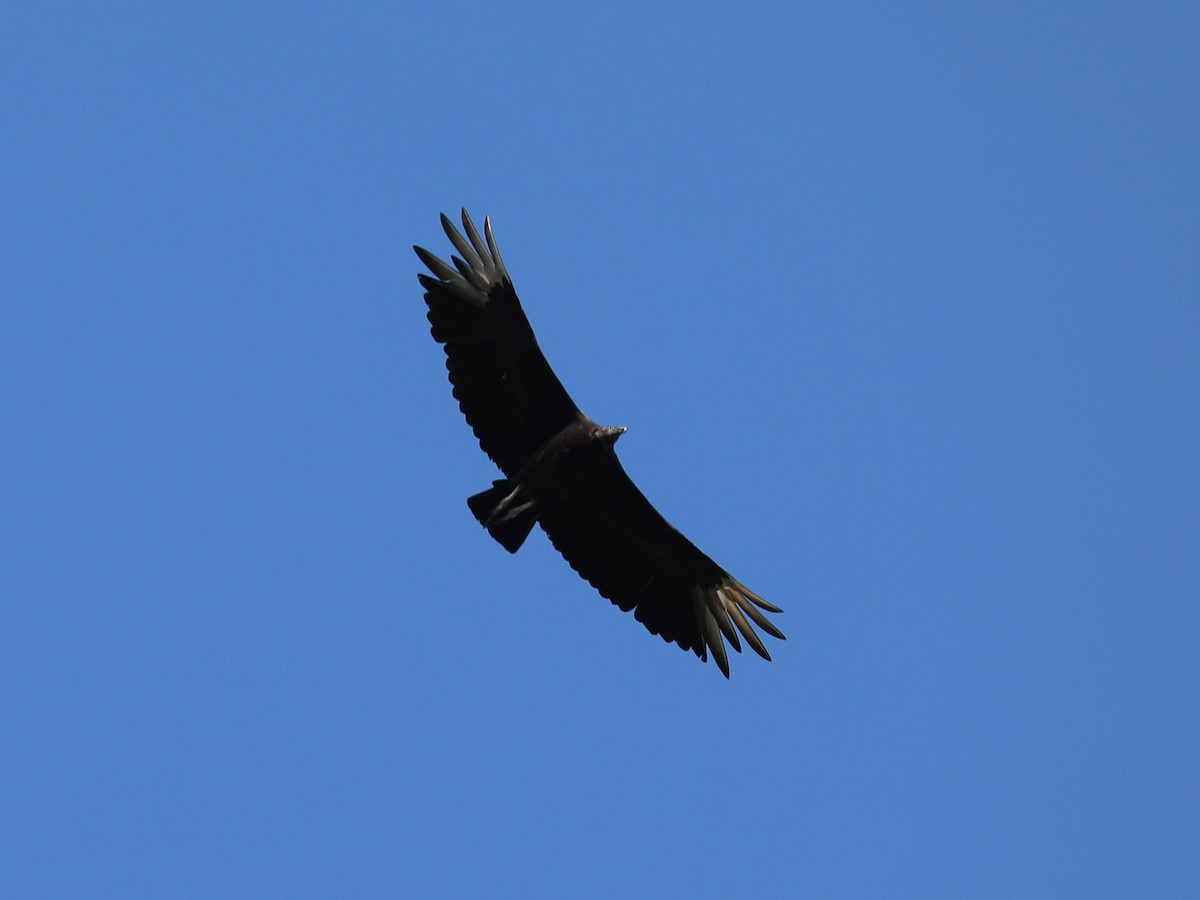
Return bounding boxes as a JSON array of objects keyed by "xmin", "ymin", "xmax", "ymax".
[{"xmin": 415, "ymin": 210, "xmax": 784, "ymax": 677}]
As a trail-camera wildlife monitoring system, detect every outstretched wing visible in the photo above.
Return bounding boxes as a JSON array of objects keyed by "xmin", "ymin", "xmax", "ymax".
[
  {"xmin": 415, "ymin": 210, "xmax": 581, "ymax": 477},
  {"xmin": 537, "ymin": 458, "xmax": 785, "ymax": 678}
]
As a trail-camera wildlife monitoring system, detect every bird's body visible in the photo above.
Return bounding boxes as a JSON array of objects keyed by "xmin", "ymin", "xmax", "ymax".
[
  {"xmin": 469, "ymin": 418, "xmax": 626, "ymax": 544},
  {"xmin": 416, "ymin": 210, "xmax": 784, "ymax": 676}
]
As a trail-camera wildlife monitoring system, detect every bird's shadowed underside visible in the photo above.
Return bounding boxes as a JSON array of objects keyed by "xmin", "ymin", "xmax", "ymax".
[{"xmin": 415, "ymin": 210, "xmax": 784, "ymax": 677}]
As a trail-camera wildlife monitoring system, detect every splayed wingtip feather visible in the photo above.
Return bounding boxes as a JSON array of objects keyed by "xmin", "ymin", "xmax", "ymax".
[
  {"xmin": 737, "ymin": 593, "xmax": 786, "ymax": 641},
  {"xmin": 694, "ymin": 587, "xmax": 730, "ymax": 677},
  {"xmin": 451, "ymin": 254, "xmax": 489, "ymax": 291},
  {"xmin": 415, "ymin": 245, "xmax": 487, "ymax": 305},
  {"xmin": 444, "ymin": 218, "xmax": 485, "ymax": 272},
  {"xmin": 711, "ymin": 589, "xmax": 742, "ymax": 654},
  {"xmin": 739, "ymin": 583, "xmax": 783, "ymax": 614},
  {"xmin": 460, "ymin": 210, "xmax": 492, "ymax": 265},
  {"xmin": 725, "ymin": 598, "xmax": 771, "ymax": 661},
  {"xmin": 483, "ymin": 216, "xmax": 508, "ymax": 276}
]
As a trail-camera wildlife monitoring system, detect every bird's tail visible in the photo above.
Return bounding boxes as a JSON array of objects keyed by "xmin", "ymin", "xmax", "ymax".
[{"xmin": 467, "ymin": 480, "xmax": 537, "ymax": 554}]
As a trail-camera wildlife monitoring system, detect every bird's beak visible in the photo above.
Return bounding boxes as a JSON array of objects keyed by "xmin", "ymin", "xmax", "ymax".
[{"xmin": 603, "ymin": 425, "xmax": 627, "ymax": 444}]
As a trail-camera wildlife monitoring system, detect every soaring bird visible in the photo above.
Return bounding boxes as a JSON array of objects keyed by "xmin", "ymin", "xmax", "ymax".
[{"xmin": 415, "ymin": 210, "xmax": 784, "ymax": 676}]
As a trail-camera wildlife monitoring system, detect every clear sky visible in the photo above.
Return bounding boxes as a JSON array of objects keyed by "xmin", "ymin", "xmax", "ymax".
[{"xmin": 3, "ymin": 3, "xmax": 1197, "ymax": 897}]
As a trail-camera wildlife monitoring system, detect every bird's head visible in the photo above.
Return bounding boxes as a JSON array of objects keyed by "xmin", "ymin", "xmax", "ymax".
[{"xmin": 598, "ymin": 424, "xmax": 627, "ymax": 445}]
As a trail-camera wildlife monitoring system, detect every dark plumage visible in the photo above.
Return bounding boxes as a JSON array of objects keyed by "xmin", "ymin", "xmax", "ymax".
[{"xmin": 415, "ymin": 210, "xmax": 784, "ymax": 677}]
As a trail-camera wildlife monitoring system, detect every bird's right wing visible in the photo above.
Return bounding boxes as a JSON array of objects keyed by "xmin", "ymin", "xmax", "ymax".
[
  {"xmin": 416, "ymin": 210, "xmax": 581, "ymax": 477},
  {"xmin": 537, "ymin": 457, "xmax": 785, "ymax": 677}
]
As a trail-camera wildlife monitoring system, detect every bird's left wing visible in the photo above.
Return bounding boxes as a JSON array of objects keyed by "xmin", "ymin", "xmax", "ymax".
[
  {"xmin": 415, "ymin": 210, "xmax": 581, "ymax": 477},
  {"xmin": 537, "ymin": 459, "xmax": 785, "ymax": 677}
]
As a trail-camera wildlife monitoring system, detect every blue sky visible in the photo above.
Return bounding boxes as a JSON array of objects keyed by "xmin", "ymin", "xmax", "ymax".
[{"xmin": 3, "ymin": 2, "xmax": 1197, "ymax": 896}]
